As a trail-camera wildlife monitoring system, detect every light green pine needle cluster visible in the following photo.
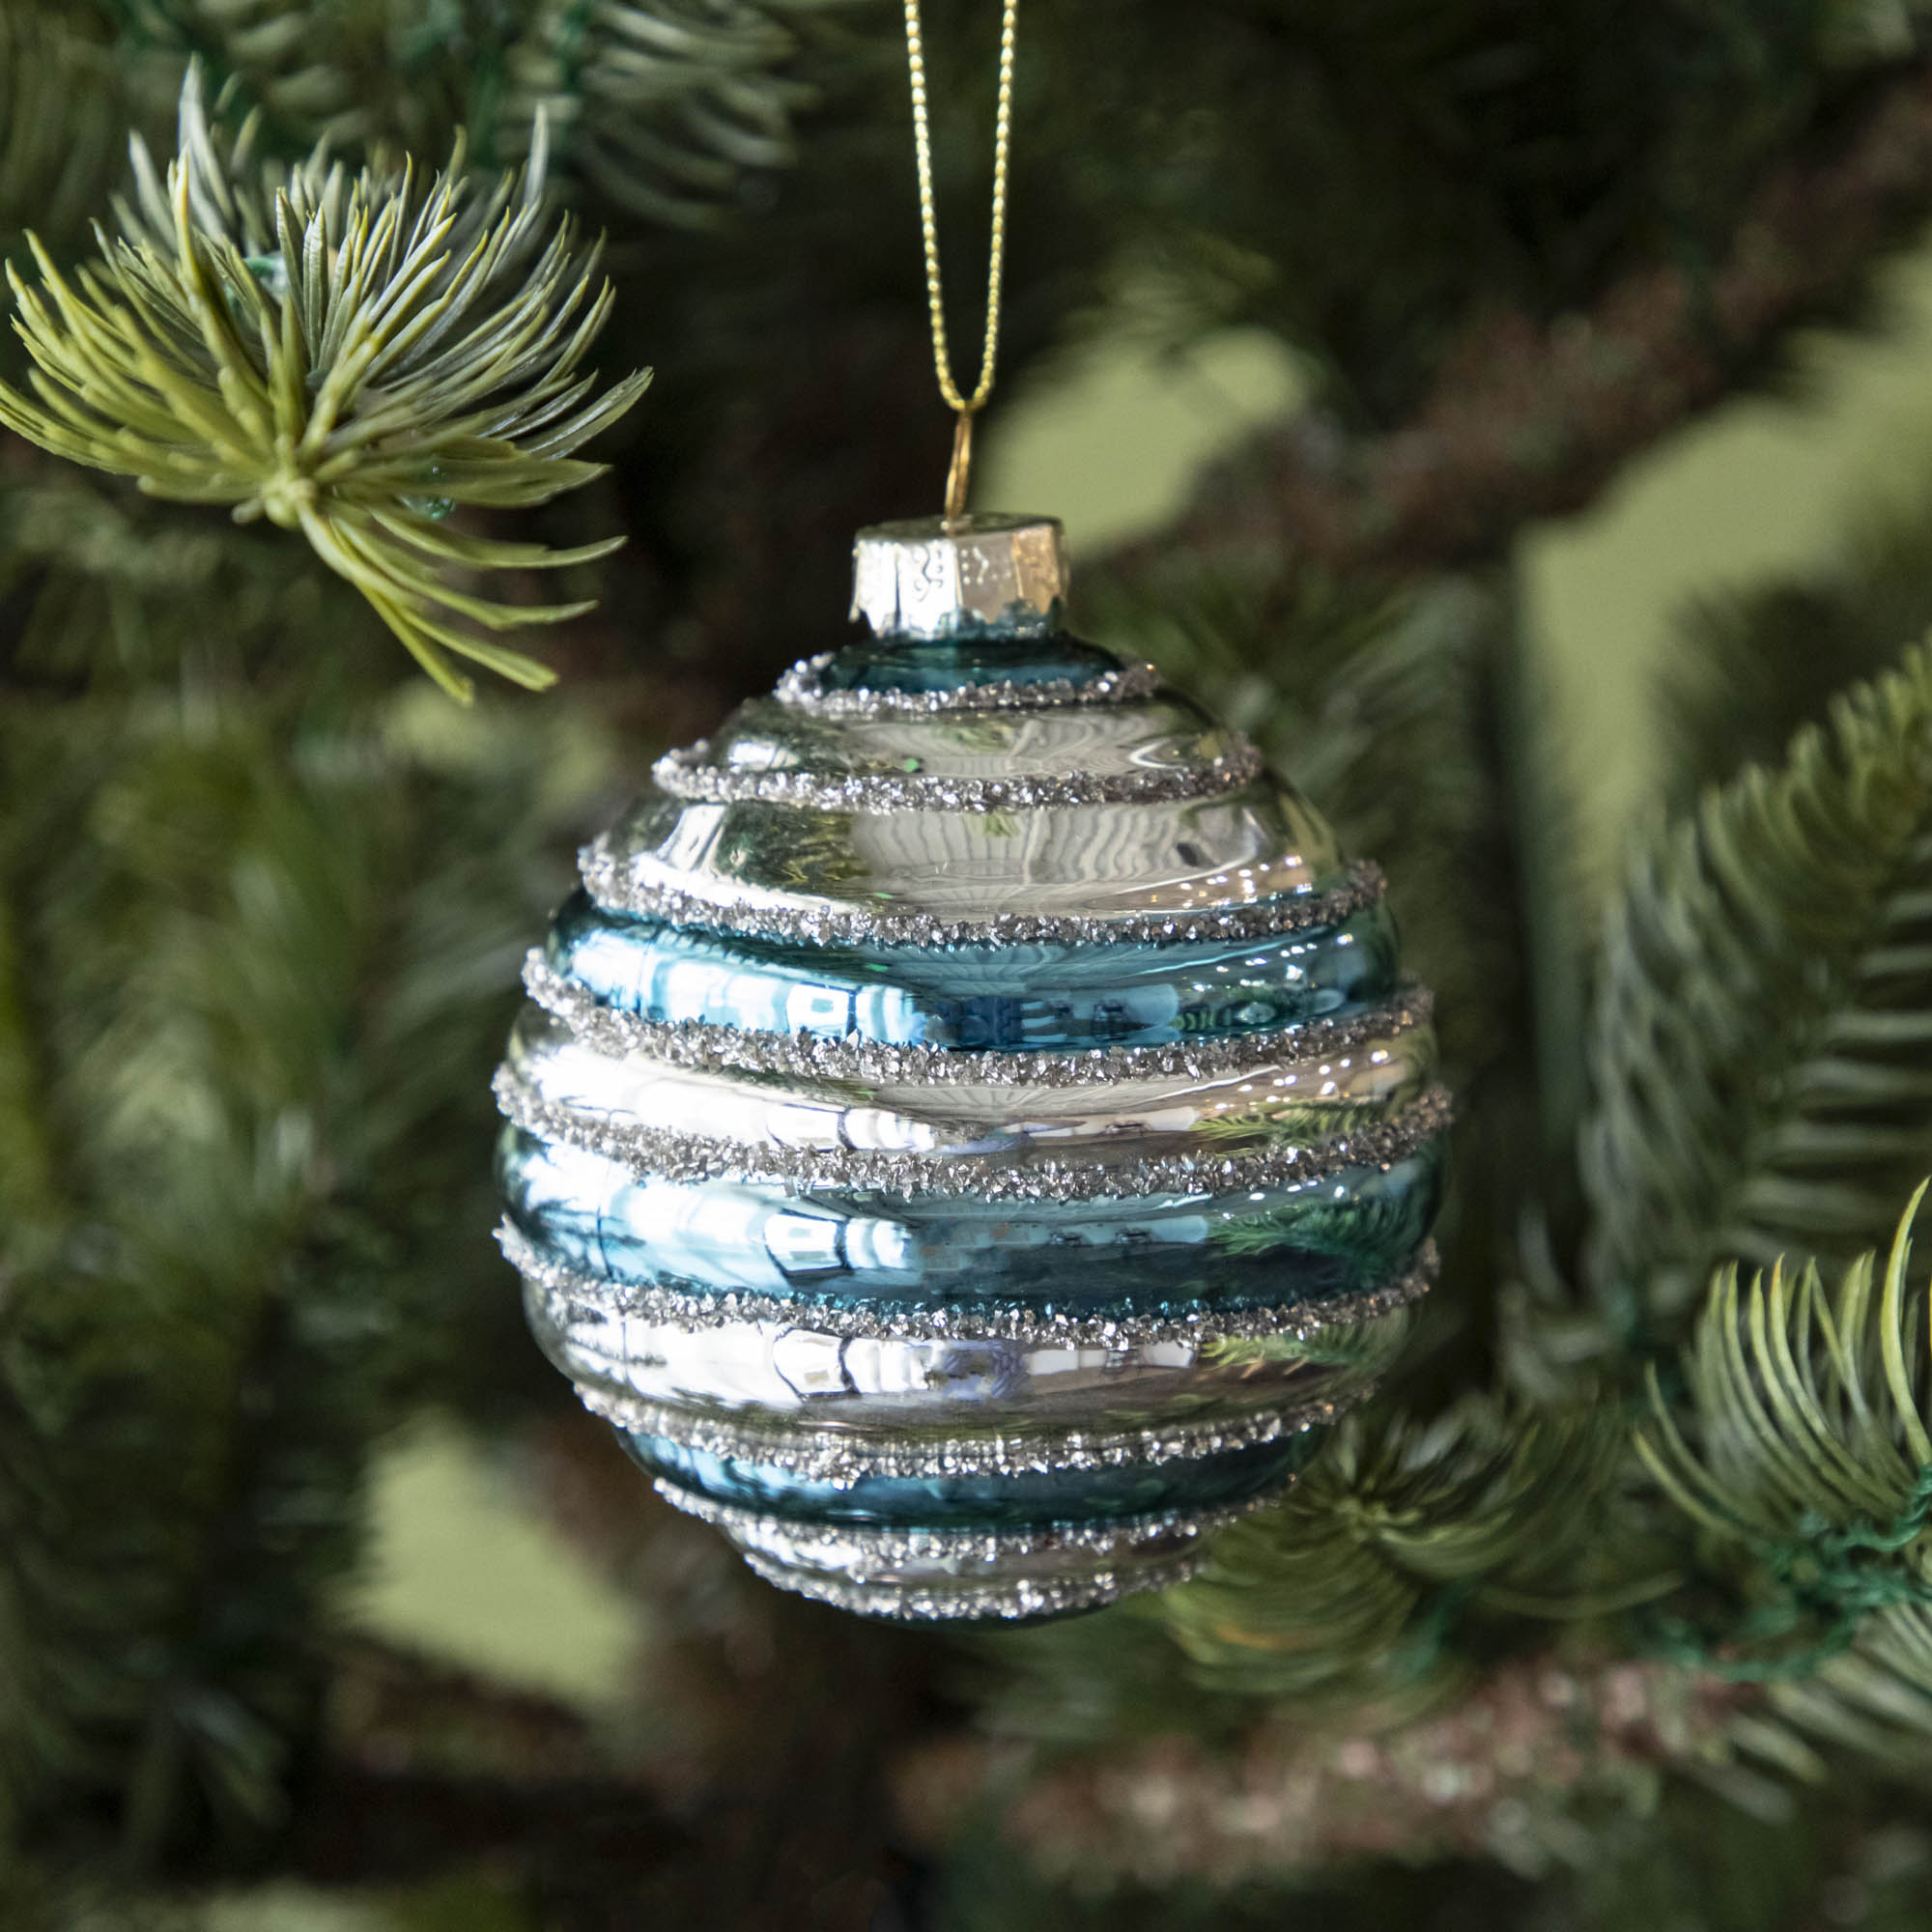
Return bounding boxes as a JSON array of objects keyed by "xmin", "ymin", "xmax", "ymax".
[
  {"xmin": 1632, "ymin": 1188, "xmax": 1932, "ymax": 1768},
  {"xmin": 1640, "ymin": 1184, "xmax": 1932, "ymax": 1573},
  {"xmin": 0, "ymin": 71, "xmax": 651, "ymax": 700}
]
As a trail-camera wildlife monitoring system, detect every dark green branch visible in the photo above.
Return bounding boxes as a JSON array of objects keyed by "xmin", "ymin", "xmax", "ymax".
[{"xmin": 1112, "ymin": 60, "xmax": 1932, "ymax": 583}]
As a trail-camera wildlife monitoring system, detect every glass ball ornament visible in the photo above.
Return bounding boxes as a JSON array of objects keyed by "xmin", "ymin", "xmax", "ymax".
[{"xmin": 494, "ymin": 514, "xmax": 1449, "ymax": 1622}]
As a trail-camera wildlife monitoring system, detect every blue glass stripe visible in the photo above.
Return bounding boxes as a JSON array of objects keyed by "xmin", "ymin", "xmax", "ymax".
[
  {"xmin": 814, "ymin": 632, "xmax": 1112, "ymax": 692},
  {"xmin": 626, "ymin": 1430, "xmax": 1322, "ymax": 1530},
  {"xmin": 546, "ymin": 890, "xmax": 1400, "ymax": 1051},
  {"xmin": 498, "ymin": 1126, "xmax": 1445, "ymax": 1325}
]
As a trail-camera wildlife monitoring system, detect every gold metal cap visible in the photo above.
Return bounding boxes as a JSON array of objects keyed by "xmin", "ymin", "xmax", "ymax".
[{"xmin": 850, "ymin": 514, "xmax": 1067, "ymax": 639}]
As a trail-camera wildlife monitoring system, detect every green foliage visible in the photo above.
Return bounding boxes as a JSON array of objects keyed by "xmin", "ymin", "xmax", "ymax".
[
  {"xmin": 934, "ymin": 1833, "xmax": 1542, "ymax": 1932},
  {"xmin": 1640, "ymin": 1193, "xmax": 1932, "ymax": 1597},
  {"xmin": 0, "ymin": 71, "xmax": 649, "ymax": 699},
  {"xmin": 1037, "ymin": 0, "xmax": 1929, "ymax": 427},
  {"xmin": 497, "ymin": 0, "xmax": 858, "ymax": 228},
  {"xmin": 0, "ymin": 474, "xmax": 624, "ymax": 1854},
  {"xmin": 1550, "ymin": 1784, "xmax": 1932, "ymax": 1932},
  {"xmin": 1583, "ymin": 639, "xmax": 1932, "ymax": 1336},
  {"xmin": 0, "ymin": 6, "xmax": 137, "ymax": 250},
  {"xmin": 112, "ymin": 0, "xmax": 852, "ymax": 233},
  {"xmin": 115, "ymin": 0, "xmax": 503, "ymax": 161},
  {"xmin": 0, "ymin": 469, "xmax": 370, "ymax": 686},
  {"xmin": 1638, "ymin": 1193, "xmax": 1932, "ymax": 1668},
  {"xmin": 1748, "ymin": 1603, "xmax": 1932, "ymax": 1776},
  {"xmin": 965, "ymin": 1395, "xmax": 1628, "ymax": 1759},
  {"xmin": 1631, "ymin": 1194, "xmax": 1932, "ymax": 1778},
  {"xmin": 1151, "ymin": 1399, "xmax": 1621, "ymax": 1704},
  {"xmin": 48, "ymin": 0, "xmax": 1932, "ymax": 440}
]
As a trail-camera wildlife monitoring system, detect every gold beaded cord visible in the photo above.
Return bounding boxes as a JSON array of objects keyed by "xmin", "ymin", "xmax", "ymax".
[{"xmin": 901, "ymin": 0, "xmax": 1019, "ymax": 521}]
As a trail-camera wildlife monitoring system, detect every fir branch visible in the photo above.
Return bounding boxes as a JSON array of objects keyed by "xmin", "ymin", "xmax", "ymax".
[
  {"xmin": 1638, "ymin": 1191, "xmax": 1932, "ymax": 1583},
  {"xmin": 0, "ymin": 628, "xmax": 600, "ymax": 1851},
  {"xmin": 0, "ymin": 695, "xmax": 391, "ymax": 1859},
  {"xmin": 0, "ymin": 7, "xmax": 134, "ymax": 251},
  {"xmin": 1151, "ymin": 1399, "xmax": 1622, "ymax": 1704},
  {"xmin": 1634, "ymin": 1195, "xmax": 1932, "ymax": 1775},
  {"xmin": 0, "ymin": 469, "xmax": 372, "ymax": 690},
  {"xmin": 1114, "ymin": 57, "xmax": 1932, "ymax": 582},
  {"xmin": 111, "ymin": 0, "xmax": 843, "ymax": 229},
  {"xmin": 1582, "ymin": 641, "xmax": 1932, "ymax": 1335},
  {"xmin": 103, "ymin": 0, "xmax": 497, "ymax": 164},
  {"xmin": 0, "ymin": 71, "xmax": 650, "ymax": 700},
  {"xmin": 897, "ymin": 1654, "xmax": 1765, "ymax": 1891},
  {"xmin": 497, "ymin": 0, "xmax": 849, "ymax": 230},
  {"xmin": 1757, "ymin": 1601, "xmax": 1932, "ymax": 1778}
]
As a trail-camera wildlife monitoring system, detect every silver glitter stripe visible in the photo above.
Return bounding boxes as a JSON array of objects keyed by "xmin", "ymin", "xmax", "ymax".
[
  {"xmin": 522, "ymin": 955, "xmax": 1435, "ymax": 1090},
  {"xmin": 498, "ymin": 1219, "xmax": 1435, "ymax": 1349},
  {"xmin": 655, "ymin": 1484, "xmax": 1278, "ymax": 1568},
  {"xmin": 571, "ymin": 1376, "xmax": 1357, "ymax": 1480},
  {"xmin": 577, "ymin": 847, "xmax": 1385, "ymax": 952},
  {"xmin": 773, "ymin": 650, "xmax": 1162, "ymax": 718},
  {"xmin": 647, "ymin": 739, "xmax": 1264, "ymax": 812},
  {"xmin": 736, "ymin": 1547, "xmax": 1206, "ymax": 1621},
  {"xmin": 493, "ymin": 1066, "xmax": 1452, "ymax": 1203}
]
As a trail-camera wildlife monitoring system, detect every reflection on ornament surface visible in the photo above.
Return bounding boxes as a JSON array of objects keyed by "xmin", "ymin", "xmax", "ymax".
[{"xmin": 494, "ymin": 515, "xmax": 1449, "ymax": 1621}]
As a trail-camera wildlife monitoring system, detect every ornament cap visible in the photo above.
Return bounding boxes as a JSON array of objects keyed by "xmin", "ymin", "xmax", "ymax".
[{"xmin": 850, "ymin": 513, "xmax": 1066, "ymax": 640}]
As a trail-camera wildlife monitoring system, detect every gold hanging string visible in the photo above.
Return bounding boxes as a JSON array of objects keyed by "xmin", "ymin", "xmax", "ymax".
[{"xmin": 902, "ymin": 0, "xmax": 1018, "ymax": 523}]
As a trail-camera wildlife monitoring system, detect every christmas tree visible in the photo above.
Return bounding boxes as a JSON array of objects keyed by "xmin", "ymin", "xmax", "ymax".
[{"xmin": 12, "ymin": 3, "xmax": 1932, "ymax": 1926}]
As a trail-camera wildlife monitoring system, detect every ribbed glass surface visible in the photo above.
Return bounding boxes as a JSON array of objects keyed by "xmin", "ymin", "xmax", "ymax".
[
  {"xmin": 499, "ymin": 1125, "xmax": 1442, "ymax": 1320},
  {"xmin": 817, "ymin": 633, "xmax": 1123, "ymax": 694},
  {"xmin": 699, "ymin": 693, "xmax": 1236, "ymax": 781},
  {"xmin": 625, "ymin": 1430, "xmax": 1321, "ymax": 1529},
  {"xmin": 526, "ymin": 1277, "xmax": 1406, "ymax": 1435},
  {"xmin": 605, "ymin": 782, "xmax": 1338, "ymax": 922},
  {"xmin": 547, "ymin": 889, "xmax": 1400, "ymax": 1050},
  {"xmin": 507, "ymin": 1002, "xmax": 1432, "ymax": 1156}
]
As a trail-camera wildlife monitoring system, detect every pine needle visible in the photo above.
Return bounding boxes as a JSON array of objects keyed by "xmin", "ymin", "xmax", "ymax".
[
  {"xmin": 1636, "ymin": 1192, "xmax": 1932, "ymax": 1766},
  {"xmin": 499, "ymin": 0, "xmax": 841, "ymax": 228},
  {"xmin": 1639, "ymin": 1190, "xmax": 1932, "ymax": 1573},
  {"xmin": 1584, "ymin": 639, "xmax": 1932, "ymax": 1335},
  {"xmin": 0, "ymin": 67, "xmax": 651, "ymax": 700}
]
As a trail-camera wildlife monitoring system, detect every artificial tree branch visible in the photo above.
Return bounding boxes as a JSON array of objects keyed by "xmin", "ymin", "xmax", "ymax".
[
  {"xmin": 1111, "ymin": 59, "xmax": 1932, "ymax": 583},
  {"xmin": 0, "ymin": 70, "xmax": 651, "ymax": 702},
  {"xmin": 894, "ymin": 1654, "xmax": 1771, "ymax": 1889}
]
